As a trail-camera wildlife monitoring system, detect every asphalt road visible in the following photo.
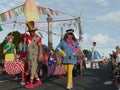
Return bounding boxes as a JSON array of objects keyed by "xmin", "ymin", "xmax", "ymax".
[{"xmin": 0, "ymin": 62, "xmax": 117, "ymax": 90}]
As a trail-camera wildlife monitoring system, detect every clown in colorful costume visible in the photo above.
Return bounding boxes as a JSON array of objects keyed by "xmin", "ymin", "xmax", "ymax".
[
  {"xmin": 3, "ymin": 35, "xmax": 24, "ymax": 75},
  {"xmin": 25, "ymin": 21, "xmax": 43, "ymax": 89},
  {"xmin": 56, "ymin": 29, "xmax": 80, "ymax": 89},
  {"xmin": 3, "ymin": 35, "xmax": 16, "ymax": 62}
]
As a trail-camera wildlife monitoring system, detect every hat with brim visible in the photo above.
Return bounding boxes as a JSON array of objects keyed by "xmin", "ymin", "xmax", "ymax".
[
  {"xmin": 66, "ymin": 29, "xmax": 74, "ymax": 34},
  {"xmin": 27, "ymin": 21, "xmax": 38, "ymax": 32}
]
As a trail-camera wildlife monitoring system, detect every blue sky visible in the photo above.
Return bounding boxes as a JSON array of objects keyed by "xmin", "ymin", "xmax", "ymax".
[{"xmin": 0, "ymin": 0, "xmax": 120, "ymax": 57}]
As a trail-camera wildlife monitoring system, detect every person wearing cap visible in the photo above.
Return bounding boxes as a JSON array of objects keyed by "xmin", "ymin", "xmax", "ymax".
[
  {"xmin": 24, "ymin": 21, "xmax": 43, "ymax": 89},
  {"xmin": 56, "ymin": 29, "xmax": 80, "ymax": 89}
]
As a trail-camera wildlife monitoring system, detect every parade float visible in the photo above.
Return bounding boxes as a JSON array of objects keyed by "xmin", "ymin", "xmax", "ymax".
[{"xmin": 0, "ymin": 0, "xmax": 83, "ymax": 82}]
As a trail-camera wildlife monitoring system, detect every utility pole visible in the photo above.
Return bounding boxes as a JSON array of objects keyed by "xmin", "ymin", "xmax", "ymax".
[
  {"xmin": 78, "ymin": 10, "xmax": 83, "ymax": 42},
  {"xmin": 78, "ymin": 17, "xmax": 82, "ymax": 40},
  {"xmin": 61, "ymin": 27, "xmax": 63, "ymax": 40},
  {"xmin": 47, "ymin": 14, "xmax": 53, "ymax": 50}
]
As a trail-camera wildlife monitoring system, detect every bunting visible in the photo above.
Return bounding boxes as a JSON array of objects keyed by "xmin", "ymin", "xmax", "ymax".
[
  {"xmin": 0, "ymin": 1, "xmax": 81, "ymax": 22},
  {"xmin": 0, "ymin": 4, "xmax": 61, "ymax": 22},
  {"xmin": 0, "ymin": 0, "xmax": 81, "ymax": 36},
  {"xmin": 0, "ymin": 5, "xmax": 23, "ymax": 22},
  {"xmin": 0, "ymin": 20, "xmax": 80, "ymax": 39},
  {"xmin": 0, "ymin": 18, "xmax": 77, "ymax": 28}
]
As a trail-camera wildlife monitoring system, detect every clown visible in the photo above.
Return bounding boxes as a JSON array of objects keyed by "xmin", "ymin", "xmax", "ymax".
[
  {"xmin": 3, "ymin": 35, "xmax": 16, "ymax": 62},
  {"xmin": 24, "ymin": 21, "xmax": 43, "ymax": 89},
  {"xmin": 56, "ymin": 29, "xmax": 80, "ymax": 89},
  {"xmin": 3, "ymin": 35, "xmax": 24, "ymax": 75}
]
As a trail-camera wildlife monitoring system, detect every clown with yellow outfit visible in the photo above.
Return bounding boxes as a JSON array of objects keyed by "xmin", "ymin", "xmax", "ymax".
[
  {"xmin": 3, "ymin": 35, "xmax": 16, "ymax": 62},
  {"xmin": 3, "ymin": 35, "xmax": 24, "ymax": 75}
]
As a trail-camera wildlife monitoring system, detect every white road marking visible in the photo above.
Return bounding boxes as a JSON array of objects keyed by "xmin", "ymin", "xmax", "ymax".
[
  {"xmin": 0, "ymin": 80, "xmax": 9, "ymax": 82},
  {"xmin": 104, "ymin": 81, "xmax": 113, "ymax": 85}
]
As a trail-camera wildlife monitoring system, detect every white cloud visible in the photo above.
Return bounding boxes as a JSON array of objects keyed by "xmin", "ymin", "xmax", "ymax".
[
  {"xmin": 8, "ymin": 3, "xmax": 16, "ymax": 7},
  {"xmin": 82, "ymin": 33, "xmax": 117, "ymax": 45},
  {"xmin": 90, "ymin": 34, "xmax": 116, "ymax": 45},
  {"xmin": 96, "ymin": 0, "xmax": 108, "ymax": 6},
  {"xmin": 96, "ymin": 12, "xmax": 120, "ymax": 24}
]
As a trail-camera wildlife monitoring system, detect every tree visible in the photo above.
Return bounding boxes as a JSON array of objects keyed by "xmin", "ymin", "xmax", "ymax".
[
  {"xmin": 83, "ymin": 49, "xmax": 91, "ymax": 57},
  {"xmin": 0, "ymin": 31, "xmax": 21, "ymax": 60}
]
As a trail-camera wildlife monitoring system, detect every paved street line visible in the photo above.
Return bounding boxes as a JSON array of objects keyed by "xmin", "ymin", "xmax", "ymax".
[
  {"xmin": 104, "ymin": 81, "xmax": 113, "ymax": 85},
  {"xmin": 0, "ymin": 80, "xmax": 9, "ymax": 82},
  {"xmin": 0, "ymin": 77, "xmax": 21, "ymax": 83}
]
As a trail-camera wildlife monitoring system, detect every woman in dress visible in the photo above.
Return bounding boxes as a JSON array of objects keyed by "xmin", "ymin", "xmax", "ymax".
[{"xmin": 88, "ymin": 42, "xmax": 101, "ymax": 68}]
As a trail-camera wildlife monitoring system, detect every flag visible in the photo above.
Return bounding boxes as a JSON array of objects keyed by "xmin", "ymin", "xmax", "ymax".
[{"xmin": 0, "ymin": 25, "xmax": 3, "ymax": 31}]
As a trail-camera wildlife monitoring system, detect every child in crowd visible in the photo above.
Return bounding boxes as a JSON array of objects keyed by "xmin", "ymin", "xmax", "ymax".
[{"xmin": 47, "ymin": 50, "xmax": 57, "ymax": 78}]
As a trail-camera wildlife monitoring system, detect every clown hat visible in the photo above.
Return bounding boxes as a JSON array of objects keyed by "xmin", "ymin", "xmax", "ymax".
[
  {"xmin": 27, "ymin": 21, "xmax": 38, "ymax": 31},
  {"xmin": 66, "ymin": 29, "xmax": 74, "ymax": 34}
]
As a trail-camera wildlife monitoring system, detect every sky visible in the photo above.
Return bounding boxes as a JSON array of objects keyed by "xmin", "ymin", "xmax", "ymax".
[{"xmin": 0, "ymin": 0, "xmax": 120, "ymax": 57}]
